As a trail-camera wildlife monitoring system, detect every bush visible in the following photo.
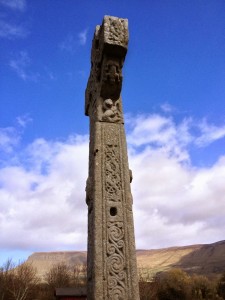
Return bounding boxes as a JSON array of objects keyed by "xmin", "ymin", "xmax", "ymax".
[
  {"xmin": 0, "ymin": 259, "xmax": 39, "ymax": 300},
  {"xmin": 157, "ymin": 269, "xmax": 191, "ymax": 300},
  {"xmin": 218, "ymin": 272, "xmax": 225, "ymax": 299},
  {"xmin": 191, "ymin": 274, "xmax": 218, "ymax": 299}
]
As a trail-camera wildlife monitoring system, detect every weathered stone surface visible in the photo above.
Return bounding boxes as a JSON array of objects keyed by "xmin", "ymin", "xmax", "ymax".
[{"xmin": 85, "ymin": 16, "xmax": 140, "ymax": 300}]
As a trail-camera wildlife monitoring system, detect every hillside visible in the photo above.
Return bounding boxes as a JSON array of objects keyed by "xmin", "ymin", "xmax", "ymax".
[
  {"xmin": 136, "ymin": 240, "xmax": 225, "ymax": 277},
  {"xmin": 27, "ymin": 240, "xmax": 225, "ymax": 280},
  {"xmin": 27, "ymin": 251, "xmax": 87, "ymax": 280}
]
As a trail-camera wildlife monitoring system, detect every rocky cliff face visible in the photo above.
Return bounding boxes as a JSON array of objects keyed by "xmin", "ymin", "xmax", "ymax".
[{"xmin": 27, "ymin": 240, "xmax": 225, "ymax": 280}]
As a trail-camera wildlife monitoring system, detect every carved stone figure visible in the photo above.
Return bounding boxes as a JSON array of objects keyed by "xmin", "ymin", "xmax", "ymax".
[
  {"xmin": 102, "ymin": 98, "xmax": 122, "ymax": 123},
  {"xmin": 85, "ymin": 16, "xmax": 140, "ymax": 300}
]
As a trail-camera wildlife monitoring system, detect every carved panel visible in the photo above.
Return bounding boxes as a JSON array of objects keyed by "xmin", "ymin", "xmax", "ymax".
[
  {"xmin": 103, "ymin": 124, "xmax": 127, "ymax": 299},
  {"xmin": 100, "ymin": 58, "xmax": 123, "ymax": 100},
  {"xmin": 102, "ymin": 98, "xmax": 123, "ymax": 123},
  {"xmin": 107, "ymin": 222, "xmax": 126, "ymax": 300},
  {"xmin": 85, "ymin": 16, "xmax": 128, "ymax": 121},
  {"xmin": 105, "ymin": 144, "xmax": 122, "ymax": 202},
  {"xmin": 103, "ymin": 16, "xmax": 128, "ymax": 48}
]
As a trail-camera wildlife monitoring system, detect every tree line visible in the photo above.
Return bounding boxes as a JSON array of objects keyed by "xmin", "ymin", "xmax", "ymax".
[
  {"xmin": 139, "ymin": 267, "xmax": 225, "ymax": 300},
  {"xmin": 0, "ymin": 259, "xmax": 86, "ymax": 300},
  {"xmin": 0, "ymin": 259, "xmax": 225, "ymax": 300}
]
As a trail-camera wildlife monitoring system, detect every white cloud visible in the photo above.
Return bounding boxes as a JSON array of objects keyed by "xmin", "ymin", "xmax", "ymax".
[
  {"xmin": 0, "ymin": 19, "xmax": 28, "ymax": 39},
  {"xmin": 127, "ymin": 114, "xmax": 192, "ymax": 162},
  {"xmin": 0, "ymin": 127, "xmax": 20, "ymax": 153},
  {"xmin": 59, "ymin": 34, "xmax": 76, "ymax": 53},
  {"xmin": 60, "ymin": 29, "xmax": 88, "ymax": 53},
  {"xmin": 0, "ymin": 113, "xmax": 225, "ymax": 259},
  {"xmin": 127, "ymin": 114, "xmax": 225, "ymax": 248},
  {"xmin": 0, "ymin": 134, "xmax": 89, "ymax": 252},
  {"xmin": 131, "ymin": 145, "xmax": 225, "ymax": 249},
  {"xmin": 48, "ymin": 71, "xmax": 56, "ymax": 81},
  {"xmin": 9, "ymin": 51, "xmax": 40, "ymax": 81},
  {"xmin": 78, "ymin": 28, "xmax": 88, "ymax": 46},
  {"xmin": 160, "ymin": 102, "xmax": 175, "ymax": 113},
  {"xmin": 16, "ymin": 115, "xmax": 32, "ymax": 128},
  {"xmin": 0, "ymin": 0, "xmax": 26, "ymax": 11},
  {"xmin": 195, "ymin": 119, "xmax": 225, "ymax": 147},
  {"xmin": 9, "ymin": 51, "xmax": 30, "ymax": 80},
  {"xmin": 0, "ymin": 1, "xmax": 28, "ymax": 41}
]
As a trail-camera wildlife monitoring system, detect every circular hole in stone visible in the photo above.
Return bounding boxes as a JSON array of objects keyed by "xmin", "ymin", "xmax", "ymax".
[{"xmin": 110, "ymin": 207, "xmax": 117, "ymax": 216}]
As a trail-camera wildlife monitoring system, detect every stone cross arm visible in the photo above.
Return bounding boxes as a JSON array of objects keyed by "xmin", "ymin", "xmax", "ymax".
[{"xmin": 85, "ymin": 16, "xmax": 129, "ymax": 119}]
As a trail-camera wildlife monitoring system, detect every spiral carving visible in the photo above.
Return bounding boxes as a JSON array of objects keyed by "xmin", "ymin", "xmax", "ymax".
[
  {"xmin": 109, "ymin": 286, "xmax": 126, "ymax": 300},
  {"xmin": 107, "ymin": 243, "xmax": 116, "ymax": 255},
  {"xmin": 108, "ymin": 224, "xmax": 124, "ymax": 241},
  {"xmin": 106, "ymin": 222, "xmax": 126, "ymax": 298},
  {"xmin": 117, "ymin": 240, "xmax": 124, "ymax": 249},
  {"xmin": 104, "ymin": 127, "xmax": 127, "ymax": 298},
  {"xmin": 108, "ymin": 253, "xmax": 125, "ymax": 273},
  {"xmin": 108, "ymin": 276, "xmax": 117, "ymax": 288}
]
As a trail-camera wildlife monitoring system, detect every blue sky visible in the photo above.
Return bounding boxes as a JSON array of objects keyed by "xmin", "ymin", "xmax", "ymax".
[{"xmin": 0, "ymin": 0, "xmax": 225, "ymax": 265}]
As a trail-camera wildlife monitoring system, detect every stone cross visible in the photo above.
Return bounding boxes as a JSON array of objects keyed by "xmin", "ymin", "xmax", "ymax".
[{"xmin": 85, "ymin": 16, "xmax": 140, "ymax": 300}]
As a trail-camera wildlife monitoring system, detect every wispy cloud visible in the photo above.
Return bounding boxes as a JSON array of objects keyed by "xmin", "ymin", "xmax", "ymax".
[
  {"xmin": 16, "ymin": 115, "xmax": 32, "ymax": 128},
  {"xmin": 0, "ymin": 0, "xmax": 26, "ymax": 11},
  {"xmin": 126, "ymin": 114, "xmax": 192, "ymax": 162},
  {"xmin": 195, "ymin": 119, "xmax": 225, "ymax": 147},
  {"xmin": 0, "ymin": 127, "xmax": 20, "ymax": 154},
  {"xmin": 127, "ymin": 114, "xmax": 225, "ymax": 156},
  {"xmin": 78, "ymin": 28, "xmax": 88, "ymax": 46},
  {"xmin": 0, "ymin": 115, "xmax": 32, "ymax": 155},
  {"xmin": 160, "ymin": 102, "xmax": 175, "ymax": 113},
  {"xmin": 59, "ymin": 34, "xmax": 76, "ymax": 53},
  {"xmin": 0, "ymin": 0, "xmax": 28, "ymax": 39},
  {"xmin": 48, "ymin": 71, "xmax": 56, "ymax": 81},
  {"xmin": 60, "ymin": 29, "xmax": 88, "ymax": 53},
  {"xmin": 9, "ymin": 51, "xmax": 40, "ymax": 81},
  {"xmin": 0, "ymin": 19, "xmax": 28, "ymax": 39}
]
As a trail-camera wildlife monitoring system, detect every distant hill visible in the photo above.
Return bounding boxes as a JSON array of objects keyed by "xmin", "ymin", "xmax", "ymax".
[
  {"xmin": 136, "ymin": 240, "xmax": 225, "ymax": 277},
  {"xmin": 27, "ymin": 240, "xmax": 225, "ymax": 280},
  {"xmin": 27, "ymin": 251, "xmax": 87, "ymax": 280}
]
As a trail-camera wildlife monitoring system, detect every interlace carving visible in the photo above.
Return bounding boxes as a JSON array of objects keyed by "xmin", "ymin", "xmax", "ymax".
[
  {"xmin": 105, "ymin": 144, "xmax": 122, "ymax": 202},
  {"xmin": 104, "ymin": 124, "xmax": 127, "ymax": 299}
]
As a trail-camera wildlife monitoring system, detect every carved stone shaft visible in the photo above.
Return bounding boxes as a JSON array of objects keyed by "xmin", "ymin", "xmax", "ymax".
[{"xmin": 85, "ymin": 16, "xmax": 140, "ymax": 300}]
